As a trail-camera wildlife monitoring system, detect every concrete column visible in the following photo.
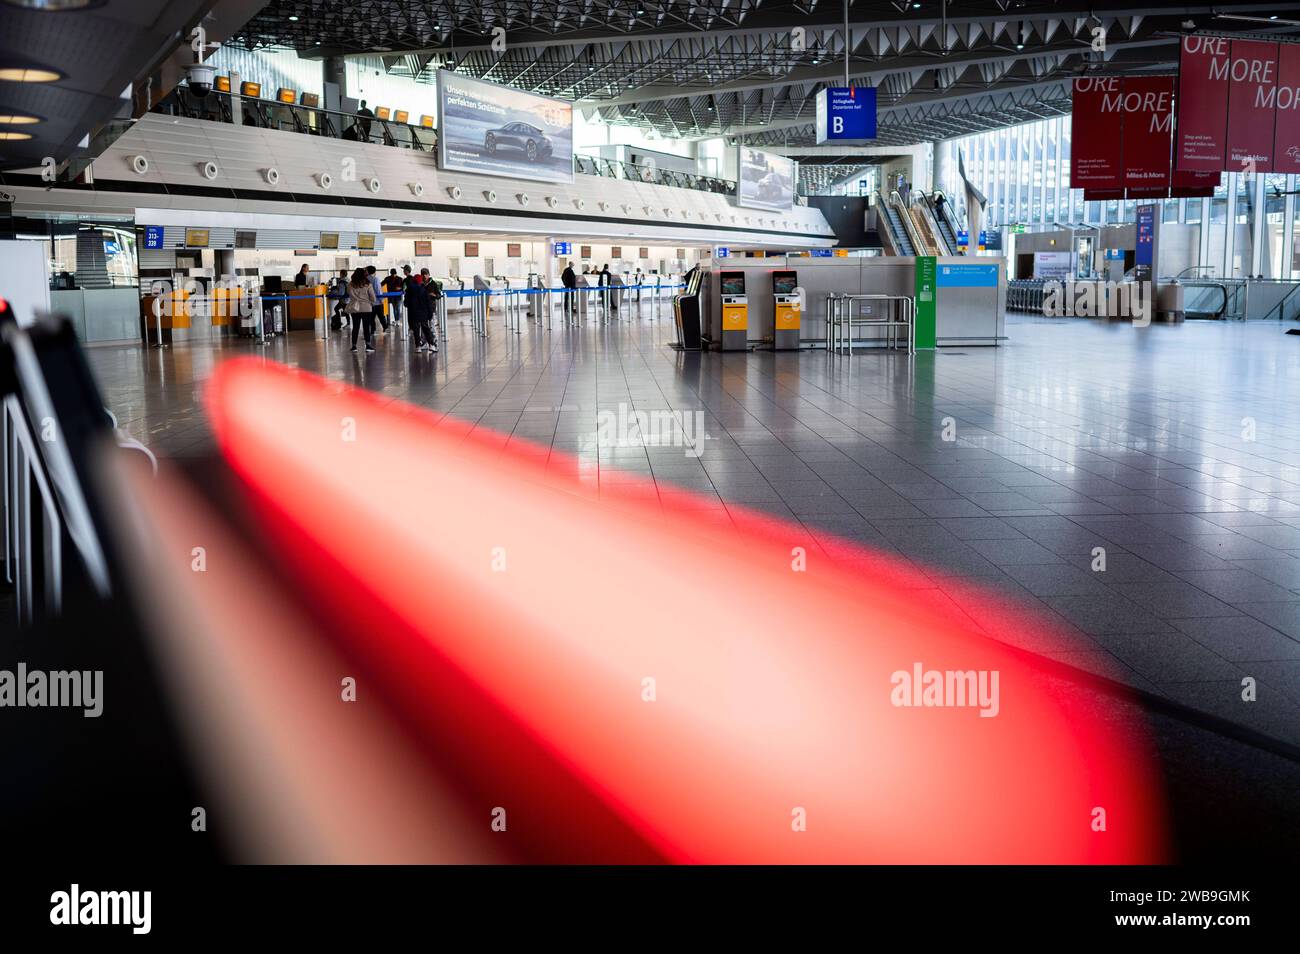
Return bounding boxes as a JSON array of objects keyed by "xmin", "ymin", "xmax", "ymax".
[
  {"xmin": 323, "ymin": 56, "xmax": 347, "ymax": 113},
  {"xmin": 1250, "ymin": 172, "xmax": 1266, "ymax": 278},
  {"xmin": 1224, "ymin": 173, "xmax": 1238, "ymax": 277},
  {"xmin": 931, "ymin": 139, "xmax": 951, "ymax": 196},
  {"xmin": 1284, "ymin": 174, "xmax": 1297, "ymax": 280}
]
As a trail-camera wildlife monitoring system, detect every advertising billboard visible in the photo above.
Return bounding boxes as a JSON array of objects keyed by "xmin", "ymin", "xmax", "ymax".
[
  {"xmin": 736, "ymin": 146, "xmax": 795, "ymax": 211},
  {"xmin": 1176, "ymin": 35, "xmax": 1231, "ymax": 171},
  {"xmin": 1225, "ymin": 40, "xmax": 1280, "ymax": 172},
  {"xmin": 1070, "ymin": 78, "xmax": 1124, "ymax": 193},
  {"xmin": 1121, "ymin": 77, "xmax": 1175, "ymax": 198},
  {"xmin": 437, "ymin": 69, "xmax": 574, "ymax": 184},
  {"xmin": 1278, "ymin": 43, "xmax": 1300, "ymax": 173}
]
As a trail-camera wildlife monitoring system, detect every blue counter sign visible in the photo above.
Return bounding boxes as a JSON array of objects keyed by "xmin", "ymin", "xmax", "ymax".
[
  {"xmin": 144, "ymin": 225, "xmax": 164, "ymax": 250},
  {"xmin": 956, "ymin": 229, "xmax": 969, "ymax": 248},
  {"xmin": 716, "ymin": 247, "xmax": 730, "ymax": 258},
  {"xmin": 554, "ymin": 241, "xmax": 572, "ymax": 255},
  {"xmin": 814, "ymin": 86, "xmax": 877, "ymax": 143}
]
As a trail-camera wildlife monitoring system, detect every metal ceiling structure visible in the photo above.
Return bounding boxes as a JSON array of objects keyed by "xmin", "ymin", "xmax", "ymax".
[
  {"xmin": 0, "ymin": 0, "xmax": 269, "ymax": 172},
  {"xmin": 225, "ymin": 1, "xmax": 1297, "ymax": 191}
]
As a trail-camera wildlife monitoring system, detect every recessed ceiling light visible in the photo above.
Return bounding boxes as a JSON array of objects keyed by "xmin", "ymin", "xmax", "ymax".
[
  {"xmin": 0, "ymin": 131, "xmax": 33, "ymax": 140},
  {"xmin": 2, "ymin": 0, "xmax": 103, "ymax": 9},
  {"xmin": 0, "ymin": 113, "xmax": 41, "ymax": 124},
  {"xmin": 0, "ymin": 67, "xmax": 61, "ymax": 82}
]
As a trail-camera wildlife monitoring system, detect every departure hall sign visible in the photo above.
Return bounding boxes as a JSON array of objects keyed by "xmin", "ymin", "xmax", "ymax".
[
  {"xmin": 1070, "ymin": 77, "xmax": 1220, "ymax": 200},
  {"xmin": 1176, "ymin": 37, "xmax": 1300, "ymax": 174},
  {"xmin": 814, "ymin": 86, "xmax": 877, "ymax": 143}
]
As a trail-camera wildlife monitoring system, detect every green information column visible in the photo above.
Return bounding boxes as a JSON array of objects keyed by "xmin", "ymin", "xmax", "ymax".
[{"xmin": 913, "ymin": 256, "xmax": 937, "ymax": 350}]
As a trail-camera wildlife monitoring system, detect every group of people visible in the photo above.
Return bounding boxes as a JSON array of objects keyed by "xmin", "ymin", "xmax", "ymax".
[{"xmin": 330, "ymin": 263, "xmax": 441, "ymax": 354}]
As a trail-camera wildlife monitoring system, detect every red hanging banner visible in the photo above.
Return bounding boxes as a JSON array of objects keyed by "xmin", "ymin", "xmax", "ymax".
[
  {"xmin": 1071, "ymin": 78, "xmax": 1124, "ymax": 191},
  {"xmin": 1175, "ymin": 35, "xmax": 1231, "ymax": 171},
  {"xmin": 1121, "ymin": 77, "xmax": 1175, "ymax": 198},
  {"xmin": 1274, "ymin": 42, "xmax": 1300, "ymax": 174},
  {"xmin": 1225, "ymin": 39, "xmax": 1280, "ymax": 172},
  {"xmin": 1170, "ymin": 168, "xmax": 1220, "ymax": 198}
]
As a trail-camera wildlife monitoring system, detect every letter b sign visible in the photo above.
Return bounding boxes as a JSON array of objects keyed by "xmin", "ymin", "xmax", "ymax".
[{"xmin": 832, "ymin": 117, "xmax": 844, "ymax": 134}]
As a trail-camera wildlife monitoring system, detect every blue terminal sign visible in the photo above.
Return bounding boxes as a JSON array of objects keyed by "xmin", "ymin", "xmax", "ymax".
[
  {"xmin": 814, "ymin": 86, "xmax": 877, "ymax": 143},
  {"xmin": 553, "ymin": 241, "xmax": 572, "ymax": 255}
]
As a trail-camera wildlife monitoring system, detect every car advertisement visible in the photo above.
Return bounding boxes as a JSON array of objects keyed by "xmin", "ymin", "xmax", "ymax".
[
  {"xmin": 437, "ymin": 69, "xmax": 573, "ymax": 184},
  {"xmin": 736, "ymin": 146, "xmax": 795, "ymax": 211}
]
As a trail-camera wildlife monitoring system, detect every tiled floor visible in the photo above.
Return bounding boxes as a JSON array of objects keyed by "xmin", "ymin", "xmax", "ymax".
[{"xmin": 86, "ymin": 307, "xmax": 1300, "ymax": 747}]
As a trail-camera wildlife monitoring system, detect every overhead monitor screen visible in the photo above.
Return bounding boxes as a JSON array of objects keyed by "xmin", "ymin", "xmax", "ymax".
[
  {"xmin": 772, "ymin": 271, "xmax": 797, "ymax": 295},
  {"xmin": 736, "ymin": 146, "xmax": 795, "ymax": 211},
  {"xmin": 437, "ymin": 69, "xmax": 574, "ymax": 184},
  {"xmin": 720, "ymin": 272, "xmax": 746, "ymax": 296}
]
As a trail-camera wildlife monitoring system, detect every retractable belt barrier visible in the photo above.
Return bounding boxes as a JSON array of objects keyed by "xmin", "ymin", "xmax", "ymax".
[{"xmin": 153, "ymin": 283, "xmax": 687, "ymax": 349}]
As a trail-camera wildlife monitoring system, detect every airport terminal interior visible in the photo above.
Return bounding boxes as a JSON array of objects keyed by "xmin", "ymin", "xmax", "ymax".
[{"xmin": 2, "ymin": 0, "xmax": 1300, "ymax": 879}]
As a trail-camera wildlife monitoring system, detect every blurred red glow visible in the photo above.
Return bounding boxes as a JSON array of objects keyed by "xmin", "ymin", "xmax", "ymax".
[{"xmin": 206, "ymin": 357, "xmax": 1166, "ymax": 864}]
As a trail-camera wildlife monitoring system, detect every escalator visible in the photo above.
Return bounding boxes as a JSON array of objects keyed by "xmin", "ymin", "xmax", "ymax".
[
  {"xmin": 877, "ymin": 191, "xmax": 915, "ymax": 256},
  {"xmin": 908, "ymin": 203, "xmax": 944, "ymax": 256},
  {"xmin": 924, "ymin": 191, "xmax": 963, "ymax": 256}
]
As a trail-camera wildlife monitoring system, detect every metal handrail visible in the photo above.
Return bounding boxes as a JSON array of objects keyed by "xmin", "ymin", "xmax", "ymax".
[
  {"xmin": 825, "ymin": 293, "xmax": 915, "ymax": 357},
  {"xmin": 1264, "ymin": 281, "xmax": 1300, "ymax": 322},
  {"xmin": 888, "ymin": 190, "xmax": 927, "ymax": 256}
]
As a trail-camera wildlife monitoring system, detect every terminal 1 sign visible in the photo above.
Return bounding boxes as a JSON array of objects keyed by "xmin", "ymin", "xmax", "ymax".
[
  {"xmin": 814, "ymin": 86, "xmax": 877, "ymax": 143},
  {"xmin": 1176, "ymin": 37, "xmax": 1300, "ymax": 174}
]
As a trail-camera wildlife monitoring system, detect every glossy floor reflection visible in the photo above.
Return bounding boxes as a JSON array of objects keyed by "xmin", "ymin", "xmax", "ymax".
[{"xmin": 86, "ymin": 308, "xmax": 1300, "ymax": 748}]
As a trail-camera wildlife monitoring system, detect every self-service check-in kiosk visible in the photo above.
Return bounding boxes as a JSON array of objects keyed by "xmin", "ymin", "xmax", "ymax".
[
  {"xmin": 719, "ymin": 270, "xmax": 748, "ymax": 351},
  {"xmin": 772, "ymin": 269, "xmax": 800, "ymax": 350}
]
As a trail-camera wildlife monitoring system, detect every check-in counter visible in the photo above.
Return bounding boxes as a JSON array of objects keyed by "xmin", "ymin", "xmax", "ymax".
[{"xmin": 287, "ymin": 284, "xmax": 327, "ymax": 331}]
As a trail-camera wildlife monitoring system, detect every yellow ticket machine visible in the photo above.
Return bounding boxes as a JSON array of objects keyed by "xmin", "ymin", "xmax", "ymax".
[
  {"xmin": 772, "ymin": 269, "xmax": 800, "ymax": 350},
  {"xmin": 719, "ymin": 270, "xmax": 748, "ymax": 351}
]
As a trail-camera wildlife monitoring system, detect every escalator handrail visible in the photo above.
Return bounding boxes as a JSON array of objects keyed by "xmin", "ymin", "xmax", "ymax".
[
  {"xmin": 888, "ymin": 190, "xmax": 926, "ymax": 257},
  {"xmin": 874, "ymin": 191, "xmax": 906, "ymax": 256}
]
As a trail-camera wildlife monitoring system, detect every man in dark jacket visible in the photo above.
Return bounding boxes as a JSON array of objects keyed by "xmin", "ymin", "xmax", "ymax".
[
  {"xmin": 561, "ymin": 263, "xmax": 577, "ymax": 318},
  {"xmin": 405, "ymin": 274, "xmax": 437, "ymax": 353}
]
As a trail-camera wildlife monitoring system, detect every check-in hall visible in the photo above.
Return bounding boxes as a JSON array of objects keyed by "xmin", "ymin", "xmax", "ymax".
[{"xmin": 2, "ymin": 0, "xmax": 1299, "ymax": 911}]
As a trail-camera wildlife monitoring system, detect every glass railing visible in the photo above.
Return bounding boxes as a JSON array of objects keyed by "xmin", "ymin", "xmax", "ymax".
[
  {"xmin": 1266, "ymin": 283, "xmax": 1300, "ymax": 322},
  {"xmin": 1180, "ymin": 281, "xmax": 1231, "ymax": 319},
  {"xmin": 148, "ymin": 88, "xmax": 741, "ymax": 198}
]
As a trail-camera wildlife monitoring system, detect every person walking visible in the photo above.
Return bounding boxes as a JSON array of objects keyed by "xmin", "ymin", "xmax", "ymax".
[
  {"xmin": 329, "ymin": 269, "xmax": 349, "ymax": 330},
  {"xmin": 365, "ymin": 265, "xmax": 389, "ymax": 333},
  {"xmin": 346, "ymin": 267, "xmax": 377, "ymax": 352},
  {"xmin": 405, "ymin": 273, "xmax": 437, "ymax": 353},
  {"xmin": 383, "ymin": 268, "xmax": 404, "ymax": 329},
  {"xmin": 355, "ymin": 99, "xmax": 374, "ymax": 141}
]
